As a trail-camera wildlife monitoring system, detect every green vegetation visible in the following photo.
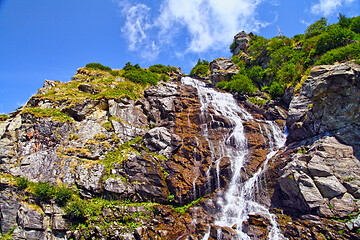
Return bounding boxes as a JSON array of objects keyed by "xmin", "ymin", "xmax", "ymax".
[
  {"xmin": 175, "ymin": 197, "xmax": 204, "ymax": 214},
  {"xmin": 1, "ymin": 226, "xmax": 16, "ymax": 240},
  {"xmin": 85, "ymin": 63, "xmax": 112, "ymax": 72},
  {"xmin": 122, "ymin": 62, "xmax": 160, "ymax": 85},
  {"xmin": 21, "ymin": 108, "xmax": 73, "ymax": 122},
  {"xmin": 190, "ymin": 59, "xmax": 210, "ymax": 77},
  {"xmin": 99, "ymin": 136, "xmax": 142, "ymax": 177},
  {"xmin": 0, "ymin": 114, "xmax": 9, "ymax": 122},
  {"xmin": 16, "ymin": 177, "xmax": 30, "ymax": 190},
  {"xmin": 222, "ymin": 14, "xmax": 360, "ymax": 100},
  {"xmin": 148, "ymin": 64, "xmax": 177, "ymax": 74},
  {"xmin": 102, "ymin": 121, "xmax": 114, "ymax": 131},
  {"xmin": 34, "ymin": 181, "xmax": 55, "ymax": 202},
  {"xmin": 217, "ymin": 74, "xmax": 257, "ymax": 95}
]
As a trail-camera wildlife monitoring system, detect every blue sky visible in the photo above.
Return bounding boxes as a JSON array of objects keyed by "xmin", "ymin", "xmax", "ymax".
[{"xmin": 0, "ymin": 0, "xmax": 359, "ymax": 114}]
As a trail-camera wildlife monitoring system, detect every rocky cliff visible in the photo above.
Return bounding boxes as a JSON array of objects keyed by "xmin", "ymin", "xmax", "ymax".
[{"xmin": 1, "ymin": 60, "xmax": 360, "ymax": 240}]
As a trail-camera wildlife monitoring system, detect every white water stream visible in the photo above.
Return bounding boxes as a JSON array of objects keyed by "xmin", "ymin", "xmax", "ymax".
[{"xmin": 182, "ymin": 77, "xmax": 287, "ymax": 240}]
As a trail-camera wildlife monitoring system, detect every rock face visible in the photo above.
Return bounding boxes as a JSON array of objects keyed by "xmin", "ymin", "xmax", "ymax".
[
  {"xmin": 287, "ymin": 62, "xmax": 360, "ymax": 148},
  {"xmin": 209, "ymin": 57, "xmax": 239, "ymax": 86},
  {"xmin": 232, "ymin": 31, "xmax": 252, "ymax": 55},
  {"xmin": 266, "ymin": 62, "xmax": 360, "ymax": 239}
]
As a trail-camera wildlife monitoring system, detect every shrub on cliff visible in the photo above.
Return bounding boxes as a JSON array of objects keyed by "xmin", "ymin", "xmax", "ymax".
[
  {"xmin": 305, "ymin": 17, "xmax": 328, "ymax": 38},
  {"xmin": 190, "ymin": 59, "xmax": 210, "ymax": 77},
  {"xmin": 34, "ymin": 181, "xmax": 54, "ymax": 202},
  {"xmin": 315, "ymin": 25, "xmax": 355, "ymax": 54},
  {"xmin": 86, "ymin": 63, "xmax": 112, "ymax": 72},
  {"xmin": 122, "ymin": 69, "xmax": 159, "ymax": 85},
  {"xmin": 148, "ymin": 64, "xmax": 177, "ymax": 74},
  {"xmin": 316, "ymin": 42, "xmax": 360, "ymax": 65},
  {"xmin": 122, "ymin": 62, "xmax": 159, "ymax": 85},
  {"xmin": 218, "ymin": 74, "xmax": 257, "ymax": 95}
]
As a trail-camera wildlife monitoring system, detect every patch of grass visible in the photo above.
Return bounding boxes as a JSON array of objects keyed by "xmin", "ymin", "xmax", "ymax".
[
  {"xmin": 1, "ymin": 226, "xmax": 16, "ymax": 240},
  {"xmin": 16, "ymin": 177, "xmax": 30, "ymax": 190},
  {"xmin": 102, "ymin": 121, "xmax": 114, "ymax": 131},
  {"xmin": 0, "ymin": 114, "xmax": 9, "ymax": 122},
  {"xmin": 99, "ymin": 137, "xmax": 142, "ymax": 176},
  {"xmin": 85, "ymin": 63, "xmax": 112, "ymax": 72},
  {"xmin": 93, "ymin": 133, "xmax": 108, "ymax": 141},
  {"xmin": 175, "ymin": 197, "xmax": 204, "ymax": 214},
  {"xmin": 248, "ymin": 97, "xmax": 267, "ymax": 106},
  {"xmin": 34, "ymin": 181, "xmax": 54, "ymax": 202},
  {"xmin": 344, "ymin": 177, "xmax": 355, "ymax": 182},
  {"xmin": 68, "ymin": 133, "xmax": 80, "ymax": 141},
  {"xmin": 21, "ymin": 108, "xmax": 73, "ymax": 122}
]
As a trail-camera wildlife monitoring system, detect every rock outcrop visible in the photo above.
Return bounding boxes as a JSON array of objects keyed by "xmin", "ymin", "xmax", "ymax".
[{"xmin": 209, "ymin": 58, "xmax": 239, "ymax": 86}]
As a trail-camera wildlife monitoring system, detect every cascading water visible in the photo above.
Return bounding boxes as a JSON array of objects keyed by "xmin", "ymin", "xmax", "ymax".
[{"xmin": 182, "ymin": 77, "xmax": 287, "ymax": 239}]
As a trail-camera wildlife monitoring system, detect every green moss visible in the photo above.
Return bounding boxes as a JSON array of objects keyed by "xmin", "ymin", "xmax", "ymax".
[
  {"xmin": 16, "ymin": 177, "xmax": 30, "ymax": 190},
  {"xmin": 102, "ymin": 121, "xmax": 114, "ymax": 131},
  {"xmin": 248, "ymin": 97, "xmax": 267, "ymax": 106},
  {"xmin": 69, "ymin": 133, "xmax": 80, "ymax": 141},
  {"xmin": 344, "ymin": 177, "xmax": 355, "ymax": 182},
  {"xmin": 21, "ymin": 108, "xmax": 73, "ymax": 122},
  {"xmin": 99, "ymin": 137, "xmax": 142, "ymax": 177},
  {"xmin": 93, "ymin": 133, "xmax": 108, "ymax": 141},
  {"xmin": 1, "ymin": 227, "xmax": 16, "ymax": 240},
  {"xmin": 175, "ymin": 197, "xmax": 204, "ymax": 214}
]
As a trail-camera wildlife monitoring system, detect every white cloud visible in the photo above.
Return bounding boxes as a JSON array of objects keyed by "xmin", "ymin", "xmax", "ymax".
[
  {"xmin": 311, "ymin": 0, "xmax": 355, "ymax": 16},
  {"xmin": 115, "ymin": 0, "xmax": 269, "ymax": 59}
]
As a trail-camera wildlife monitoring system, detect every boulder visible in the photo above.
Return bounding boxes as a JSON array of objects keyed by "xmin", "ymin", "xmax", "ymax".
[
  {"xmin": 209, "ymin": 58, "xmax": 239, "ymax": 86},
  {"xmin": 330, "ymin": 193, "xmax": 356, "ymax": 218},
  {"xmin": 143, "ymin": 127, "xmax": 181, "ymax": 157},
  {"xmin": 17, "ymin": 206, "xmax": 44, "ymax": 230},
  {"xmin": 314, "ymin": 176, "xmax": 347, "ymax": 199}
]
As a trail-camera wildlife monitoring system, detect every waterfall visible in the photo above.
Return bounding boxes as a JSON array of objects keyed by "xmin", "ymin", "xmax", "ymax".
[{"xmin": 182, "ymin": 77, "xmax": 286, "ymax": 240}]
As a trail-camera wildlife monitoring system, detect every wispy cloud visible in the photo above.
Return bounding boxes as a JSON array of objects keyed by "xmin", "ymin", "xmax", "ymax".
[
  {"xmin": 311, "ymin": 0, "xmax": 355, "ymax": 16},
  {"xmin": 115, "ymin": 0, "xmax": 269, "ymax": 60}
]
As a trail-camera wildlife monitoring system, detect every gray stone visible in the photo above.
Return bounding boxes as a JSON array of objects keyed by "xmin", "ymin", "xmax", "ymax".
[
  {"xmin": 298, "ymin": 174, "xmax": 325, "ymax": 209},
  {"xmin": 108, "ymin": 99, "xmax": 148, "ymax": 127},
  {"xmin": 232, "ymin": 31, "xmax": 251, "ymax": 55},
  {"xmin": 209, "ymin": 58, "xmax": 240, "ymax": 86},
  {"xmin": 12, "ymin": 226, "xmax": 45, "ymax": 240},
  {"xmin": 308, "ymin": 155, "xmax": 332, "ymax": 177},
  {"xmin": 17, "ymin": 205, "xmax": 44, "ymax": 230},
  {"xmin": 287, "ymin": 62, "xmax": 360, "ymax": 143},
  {"xmin": 330, "ymin": 193, "xmax": 356, "ymax": 218},
  {"xmin": 143, "ymin": 127, "xmax": 181, "ymax": 157},
  {"xmin": 314, "ymin": 175, "xmax": 347, "ymax": 199},
  {"xmin": 75, "ymin": 163, "xmax": 105, "ymax": 194},
  {"xmin": 104, "ymin": 177, "xmax": 132, "ymax": 194},
  {"xmin": 0, "ymin": 193, "xmax": 20, "ymax": 234},
  {"xmin": 52, "ymin": 215, "xmax": 69, "ymax": 230}
]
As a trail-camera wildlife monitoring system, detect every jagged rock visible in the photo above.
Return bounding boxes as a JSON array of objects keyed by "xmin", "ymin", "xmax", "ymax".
[
  {"xmin": 209, "ymin": 58, "xmax": 239, "ymax": 86},
  {"xmin": 307, "ymin": 155, "xmax": 332, "ymax": 177},
  {"xmin": 104, "ymin": 177, "xmax": 135, "ymax": 196},
  {"xmin": 232, "ymin": 31, "xmax": 252, "ymax": 55},
  {"xmin": 143, "ymin": 127, "xmax": 181, "ymax": 157},
  {"xmin": 314, "ymin": 175, "xmax": 347, "ymax": 199},
  {"xmin": 78, "ymin": 84, "xmax": 100, "ymax": 95},
  {"xmin": 12, "ymin": 227, "xmax": 45, "ymax": 240},
  {"xmin": 37, "ymin": 79, "xmax": 59, "ymax": 95},
  {"xmin": 0, "ymin": 192, "xmax": 20, "ymax": 234},
  {"xmin": 63, "ymin": 99, "xmax": 102, "ymax": 121},
  {"xmin": 287, "ymin": 62, "xmax": 360, "ymax": 143},
  {"xmin": 17, "ymin": 205, "xmax": 44, "ymax": 230},
  {"xmin": 330, "ymin": 193, "xmax": 356, "ymax": 218},
  {"xmin": 75, "ymin": 163, "xmax": 105, "ymax": 195},
  {"xmin": 108, "ymin": 99, "xmax": 147, "ymax": 127},
  {"xmin": 124, "ymin": 154, "xmax": 169, "ymax": 203}
]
